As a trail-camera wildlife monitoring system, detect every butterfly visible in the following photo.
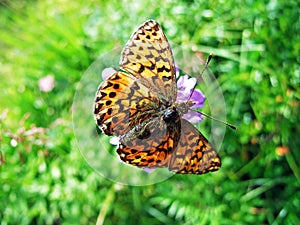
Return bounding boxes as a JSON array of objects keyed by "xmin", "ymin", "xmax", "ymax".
[{"xmin": 94, "ymin": 20, "xmax": 221, "ymax": 174}]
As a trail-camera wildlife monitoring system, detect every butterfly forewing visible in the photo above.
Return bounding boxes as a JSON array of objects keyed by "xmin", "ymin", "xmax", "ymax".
[
  {"xmin": 120, "ymin": 20, "xmax": 177, "ymax": 104},
  {"xmin": 94, "ymin": 71, "xmax": 161, "ymax": 136}
]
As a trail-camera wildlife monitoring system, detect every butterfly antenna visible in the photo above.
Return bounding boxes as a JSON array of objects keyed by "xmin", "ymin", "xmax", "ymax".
[
  {"xmin": 199, "ymin": 111, "xmax": 237, "ymax": 130},
  {"xmin": 187, "ymin": 53, "xmax": 237, "ymax": 130},
  {"xmin": 188, "ymin": 53, "xmax": 213, "ymax": 100}
]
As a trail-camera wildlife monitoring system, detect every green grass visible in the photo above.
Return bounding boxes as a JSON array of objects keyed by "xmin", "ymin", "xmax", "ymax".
[{"xmin": 1, "ymin": 0, "xmax": 299, "ymax": 224}]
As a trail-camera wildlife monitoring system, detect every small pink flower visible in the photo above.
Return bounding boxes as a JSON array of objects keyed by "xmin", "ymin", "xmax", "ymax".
[{"xmin": 38, "ymin": 75, "xmax": 55, "ymax": 92}]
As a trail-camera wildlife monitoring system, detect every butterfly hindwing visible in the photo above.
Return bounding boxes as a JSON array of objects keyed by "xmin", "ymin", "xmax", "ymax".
[
  {"xmin": 170, "ymin": 119, "xmax": 221, "ymax": 174},
  {"xmin": 117, "ymin": 113, "xmax": 181, "ymax": 168}
]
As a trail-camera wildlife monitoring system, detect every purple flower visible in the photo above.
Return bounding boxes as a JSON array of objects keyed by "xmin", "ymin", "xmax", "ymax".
[{"xmin": 176, "ymin": 75, "xmax": 205, "ymax": 123}]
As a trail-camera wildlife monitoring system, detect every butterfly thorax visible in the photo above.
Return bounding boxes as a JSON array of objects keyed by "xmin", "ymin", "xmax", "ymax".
[
  {"xmin": 162, "ymin": 107, "xmax": 179, "ymax": 123},
  {"xmin": 174, "ymin": 100, "xmax": 194, "ymax": 116}
]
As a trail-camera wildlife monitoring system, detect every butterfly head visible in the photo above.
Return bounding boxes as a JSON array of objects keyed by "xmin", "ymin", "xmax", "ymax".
[{"xmin": 175, "ymin": 74, "xmax": 205, "ymax": 123}]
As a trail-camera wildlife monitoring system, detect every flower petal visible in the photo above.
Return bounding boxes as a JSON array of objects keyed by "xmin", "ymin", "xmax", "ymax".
[
  {"xmin": 176, "ymin": 75, "xmax": 205, "ymax": 109},
  {"xmin": 184, "ymin": 77, "xmax": 197, "ymax": 93},
  {"xmin": 102, "ymin": 67, "xmax": 117, "ymax": 81},
  {"xmin": 191, "ymin": 89, "xmax": 205, "ymax": 108},
  {"xmin": 177, "ymin": 74, "xmax": 188, "ymax": 89},
  {"xmin": 109, "ymin": 136, "xmax": 119, "ymax": 145},
  {"xmin": 144, "ymin": 167, "xmax": 156, "ymax": 173},
  {"xmin": 177, "ymin": 75, "xmax": 197, "ymax": 102},
  {"xmin": 182, "ymin": 111, "xmax": 203, "ymax": 123},
  {"xmin": 175, "ymin": 65, "xmax": 180, "ymax": 78},
  {"xmin": 176, "ymin": 89, "xmax": 189, "ymax": 101}
]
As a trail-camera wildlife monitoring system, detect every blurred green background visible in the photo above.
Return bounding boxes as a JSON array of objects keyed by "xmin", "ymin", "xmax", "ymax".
[{"xmin": 0, "ymin": 0, "xmax": 299, "ymax": 224}]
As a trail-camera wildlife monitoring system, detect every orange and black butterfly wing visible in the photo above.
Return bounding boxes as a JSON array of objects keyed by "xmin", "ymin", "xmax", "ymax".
[
  {"xmin": 120, "ymin": 20, "xmax": 177, "ymax": 103},
  {"xmin": 94, "ymin": 71, "xmax": 160, "ymax": 136},
  {"xmin": 116, "ymin": 115, "xmax": 181, "ymax": 168},
  {"xmin": 116, "ymin": 117, "xmax": 221, "ymax": 174},
  {"xmin": 95, "ymin": 20, "xmax": 176, "ymax": 136},
  {"xmin": 167, "ymin": 119, "xmax": 221, "ymax": 174}
]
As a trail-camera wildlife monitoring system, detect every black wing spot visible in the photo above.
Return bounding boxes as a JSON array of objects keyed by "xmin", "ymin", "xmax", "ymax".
[
  {"xmin": 98, "ymin": 91, "xmax": 107, "ymax": 99},
  {"xmin": 145, "ymin": 53, "xmax": 154, "ymax": 59},
  {"xmin": 148, "ymin": 158, "xmax": 155, "ymax": 163},
  {"xmin": 94, "ymin": 103, "xmax": 104, "ymax": 114},
  {"xmin": 109, "ymin": 92, "xmax": 116, "ymax": 98},
  {"xmin": 157, "ymin": 65, "xmax": 171, "ymax": 73},
  {"xmin": 148, "ymin": 62, "xmax": 155, "ymax": 70},
  {"xmin": 103, "ymin": 81, "xmax": 113, "ymax": 89},
  {"xmin": 97, "ymin": 113, "xmax": 105, "ymax": 124},
  {"xmin": 111, "ymin": 74, "xmax": 120, "ymax": 80},
  {"xmin": 138, "ymin": 64, "xmax": 145, "ymax": 73},
  {"xmin": 162, "ymin": 75, "xmax": 172, "ymax": 81},
  {"xmin": 131, "ymin": 149, "xmax": 137, "ymax": 154},
  {"xmin": 112, "ymin": 117, "xmax": 119, "ymax": 123},
  {"xmin": 107, "ymin": 108, "xmax": 113, "ymax": 115},
  {"xmin": 158, "ymin": 48, "xmax": 167, "ymax": 54},
  {"xmin": 106, "ymin": 122, "xmax": 112, "ymax": 131},
  {"xmin": 113, "ymin": 84, "xmax": 120, "ymax": 89},
  {"xmin": 106, "ymin": 100, "xmax": 112, "ymax": 106}
]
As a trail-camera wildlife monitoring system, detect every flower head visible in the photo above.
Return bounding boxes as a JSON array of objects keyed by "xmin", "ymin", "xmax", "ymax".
[
  {"xmin": 176, "ymin": 75, "xmax": 205, "ymax": 123},
  {"xmin": 38, "ymin": 75, "xmax": 55, "ymax": 92}
]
